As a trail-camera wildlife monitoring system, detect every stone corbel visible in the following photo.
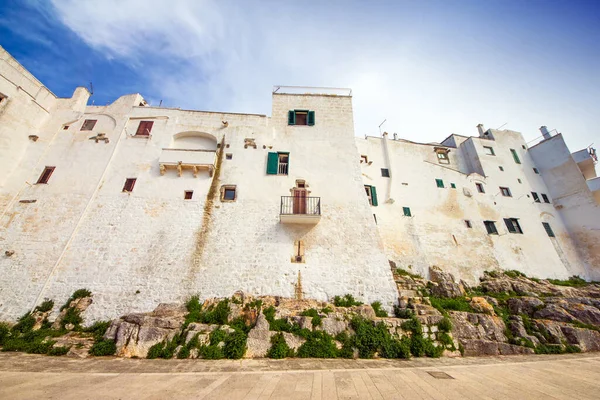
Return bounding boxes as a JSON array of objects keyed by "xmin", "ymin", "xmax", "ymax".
[
  {"xmin": 177, "ymin": 161, "xmax": 183, "ymax": 177},
  {"xmin": 159, "ymin": 164, "xmax": 166, "ymax": 175}
]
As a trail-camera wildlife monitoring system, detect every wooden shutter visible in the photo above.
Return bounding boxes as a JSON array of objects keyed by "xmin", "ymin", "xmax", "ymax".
[
  {"xmin": 37, "ymin": 166, "xmax": 55, "ymax": 184},
  {"xmin": 136, "ymin": 121, "xmax": 154, "ymax": 136},
  {"xmin": 288, "ymin": 111, "xmax": 296, "ymax": 125},
  {"xmin": 370, "ymin": 186, "xmax": 378, "ymax": 206},
  {"xmin": 266, "ymin": 152, "xmax": 279, "ymax": 175},
  {"xmin": 307, "ymin": 111, "xmax": 315, "ymax": 126}
]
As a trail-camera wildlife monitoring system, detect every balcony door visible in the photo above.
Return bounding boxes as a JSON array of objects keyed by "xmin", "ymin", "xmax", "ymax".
[{"xmin": 293, "ymin": 188, "xmax": 307, "ymax": 214}]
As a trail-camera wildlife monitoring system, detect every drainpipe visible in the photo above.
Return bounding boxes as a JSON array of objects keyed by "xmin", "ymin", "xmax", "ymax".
[{"xmin": 382, "ymin": 132, "xmax": 393, "ymax": 203}]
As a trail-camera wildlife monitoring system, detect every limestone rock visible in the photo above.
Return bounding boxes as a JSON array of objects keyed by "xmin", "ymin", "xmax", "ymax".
[
  {"xmin": 450, "ymin": 312, "xmax": 507, "ymax": 342},
  {"xmin": 507, "ymin": 297, "xmax": 544, "ymax": 316},
  {"xmin": 459, "ymin": 339, "xmax": 534, "ymax": 356},
  {"xmin": 534, "ymin": 304, "xmax": 574, "ymax": 323},
  {"xmin": 560, "ymin": 326, "xmax": 600, "ymax": 351},
  {"xmin": 429, "ymin": 266, "xmax": 465, "ymax": 298},
  {"xmin": 320, "ymin": 315, "xmax": 349, "ymax": 336},
  {"xmin": 508, "ymin": 316, "xmax": 539, "ymax": 347},
  {"xmin": 469, "ymin": 297, "xmax": 495, "ymax": 315},
  {"xmin": 533, "ymin": 320, "xmax": 565, "ymax": 344},
  {"xmin": 51, "ymin": 332, "xmax": 95, "ymax": 358},
  {"xmin": 31, "ymin": 310, "xmax": 51, "ymax": 331},
  {"xmin": 51, "ymin": 296, "xmax": 93, "ymax": 330}
]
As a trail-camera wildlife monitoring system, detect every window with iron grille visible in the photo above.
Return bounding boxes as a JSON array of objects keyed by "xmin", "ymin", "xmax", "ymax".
[
  {"xmin": 122, "ymin": 178, "xmax": 136, "ymax": 192},
  {"xmin": 500, "ymin": 187, "xmax": 512, "ymax": 197},
  {"xmin": 542, "ymin": 222, "xmax": 555, "ymax": 237},
  {"xmin": 37, "ymin": 166, "xmax": 55, "ymax": 184},
  {"xmin": 504, "ymin": 218, "xmax": 523, "ymax": 234},
  {"xmin": 484, "ymin": 220, "xmax": 498, "ymax": 235},
  {"xmin": 81, "ymin": 119, "xmax": 97, "ymax": 131},
  {"xmin": 541, "ymin": 194, "xmax": 550, "ymax": 203}
]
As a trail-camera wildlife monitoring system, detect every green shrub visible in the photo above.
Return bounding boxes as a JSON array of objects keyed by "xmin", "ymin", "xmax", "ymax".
[
  {"xmin": 201, "ymin": 300, "xmax": 230, "ymax": 325},
  {"xmin": 263, "ymin": 306, "xmax": 294, "ymax": 332},
  {"xmin": 60, "ymin": 289, "xmax": 92, "ymax": 311},
  {"xmin": 504, "ymin": 270, "xmax": 526, "ymax": 279},
  {"xmin": 89, "ymin": 339, "xmax": 116, "ymax": 356},
  {"xmin": 184, "ymin": 295, "xmax": 203, "ymax": 326},
  {"xmin": 438, "ymin": 332, "xmax": 454, "ymax": 348},
  {"xmin": 394, "ymin": 268, "xmax": 423, "ymax": 279},
  {"xmin": 83, "ymin": 321, "xmax": 111, "ymax": 341},
  {"xmin": 371, "ymin": 301, "xmax": 388, "ymax": 318},
  {"xmin": 297, "ymin": 331, "xmax": 338, "ymax": 358},
  {"xmin": 535, "ymin": 344, "xmax": 563, "ymax": 354},
  {"xmin": 146, "ymin": 342, "xmax": 165, "ymax": 359},
  {"xmin": 12, "ymin": 313, "xmax": 36, "ymax": 334},
  {"xmin": 547, "ymin": 276, "xmax": 588, "ymax": 288},
  {"xmin": 438, "ymin": 317, "xmax": 452, "ymax": 333},
  {"xmin": 62, "ymin": 308, "xmax": 83, "ymax": 328},
  {"xmin": 429, "ymin": 297, "xmax": 475, "ymax": 313},
  {"xmin": 209, "ymin": 329, "xmax": 227, "ymax": 346},
  {"xmin": 177, "ymin": 346, "xmax": 190, "ymax": 359},
  {"xmin": 300, "ymin": 309, "xmax": 322, "ymax": 327},
  {"xmin": 229, "ymin": 317, "xmax": 252, "ymax": 334},
  {"xmin": 199, "ymin": 345, "xmax": 224, "ymax": 359},
  {"xmin": 335, "ymin": 332, "xmax": 355, "ymax": 359},
  {"xmin": 350, "ymin": 317, "xmax": 388, "ymax": 358},
  {"xmin": 380, "ymin": 336, "xmax": 411, "ymax": 359},
  {"xmin": 321, "ymin": 307, "xmax": 333, "ymax": 315},
  {"xmin": 267, "ymin": 333, "xmax": 292, "ymax": 359},
  {"xmin": 564, "ymin": 344, "xmax": 581, "ymax": 353},
  {"xmin": 223, "ymin": 330, "xmax": 247, "ymax": 359},
  {"xmin": 244, "ymin": 299, "xmax": 263, "ymax": 311},
  {"xmin": 0, "ymin": 322, "xmax": 11, "ymax": 345},
  {"xmin": 401, "ymin": 317, "xmax": 422, "ymax": 335},
  {"xmin": 393, "ymin": 306, "xmax": 414, "ymax": 319},
  {"xmin": 35, "ymin": 300, "xmax": 54, "ymax": 313},
  {"xmin": 333, "ymin": 294, "xmax": 362, "ymax": 307},
  {"xmin": 409, "ymin": 335, "xmax": 426, "ymax": 357},
  {"xmin": 48, "ymin": 346, "xmax": 70, "ymax": 356},
  {"xmin": 424, "ymin": 340, "xmax": 444, "ymax": 358}
]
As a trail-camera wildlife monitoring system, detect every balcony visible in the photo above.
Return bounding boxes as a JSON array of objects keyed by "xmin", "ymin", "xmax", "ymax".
[
  {"xmin": 158, "ymin": 148, "xmax": 216, "ymax": 177},
  {"xmin": 280, "ymin": 196, "xmax": 321, "ymax": 225}
]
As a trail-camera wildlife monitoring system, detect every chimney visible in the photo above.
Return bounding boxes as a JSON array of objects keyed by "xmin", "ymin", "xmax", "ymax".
[
  {"xmin": 477, "ymin": 124, "xmax": 485, "ymax": 136},
  {"xmin": 539, "ymin": 126, "xmax": 551, "ymax": 140},
  {"xmin": 393, "ymin": 133, "xmax": 398, "ymax": 140}
]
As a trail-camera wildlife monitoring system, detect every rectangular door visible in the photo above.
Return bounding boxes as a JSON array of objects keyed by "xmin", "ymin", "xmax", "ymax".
[{"xmin": 293, "ymin": 189, "xmax": 307, "ymax": 214}]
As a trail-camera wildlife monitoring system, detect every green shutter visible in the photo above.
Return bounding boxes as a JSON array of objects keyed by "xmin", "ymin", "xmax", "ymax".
[
  {"xmin": 266, "ymin": 152, "xmax": 279, "ymax": 175},
  {"xmin": 370, "ymin": 186, "xmax": 378, "ymax": 206},
  {"xmin": 436, "ymin": 179, "xmax": 444, "ymax": 188},
  {"xmin": 288, "ymin": 110, "xmax": 295, "ymax": 125},
  {"xmin": 510, "ymin": 149, "xmax": 521, "ymax": 164},
  {"xmin": 450, "ymin": 183, "xmax": 456, "ymax": 189},
  {"xmin": 403, "ymin": 207, "xmax": 411, "ymax": 217},
  {"xmin": 307, "ymin": 110, "xmax": 315, "ymax": 126}
]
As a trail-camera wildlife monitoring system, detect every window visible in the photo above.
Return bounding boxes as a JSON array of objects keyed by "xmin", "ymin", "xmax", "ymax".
[
  {"xmin": 266, "ymin": 152, "xmax": 289, "ymax": 175},
  {"xmin": 296, "ymin": 180, "xmax": 306, "ymax": 188},
  {"xmin": 220, "ymin": 185, "xmax": 237, "ymax": 202},
  {"xmin": 288, "ymin": 110, "xmax": 315, "ymax": 126},
  {"xmin": 484, "ymin": 221, "xmax": 498, "ymax": 235},
  {"xmin": 504, "ymin": 218, "xmax": 523, "ymax": 234},
  {"xmin": 500, "ymin": 187, "xmax": 512, "ymax": 197},
  {"xmin": 63, "ymin": 125, "xmax": 69, "ymax": 130},
  {"xmin": 381, "ymin": 168, "xmax": 390, "ymax": 177},
  {"xmin": 135, "ymin": 121, "xmax": 154, "ymax": 136},
  {"xmin": 542, "ymin": 222, "xmax": 555, "ymax": 237},
  {"xmin": 532, "ymin": 192, "xmax": 540, "ymax": 202},
  {"xmin": 450, "ymin": 183, "xmax": 456, "ymax": 189},
  {"xmin": 435, "ymin": 179, "xmax": 444, "ymax": 188},
  {"xmin": 436, "ymin": 150, "xmax": 449, "ymax": 164},
  {"xmin": 533, "ymin": 168, "xmax": 539, "ymax": 174},
  {"xmin": 122, "ymin": 178, "xmax": 136, "ymax": 192},
  {"xmin": 499, "ymin": 166, "xmax": 504, "ymax": 171},
  {"xmin": 475, "ymin": 183, "xmax": 485, "ymax": 193},
  {"xmin": 465, "ymin": 220, "xmax": 472, "ymax": 228},
  {"xmin": 518, "ymin": 178, "xmax": 522, "ymax": 184},
  {"xmin": 522, "ymin": 145, "xmax": 527, "ymax": 150},
  {"xmin": 403, "ymin": 207, "xmax": 411, "ymax": 217},
  {"xmin": 226, "ymin": 153, "xmax": 233, "ymax": 160},
  {"xmin": 365, "ymin": 185, "xmax": 378, "ymax": 206},
  {"xmin": 541, "ymin": 194, "xmax": 550, "ymax": 203},
  {"xmin": 360, "ymin": 155, "xmax": 368, "ymax": 164},
  {"xmin": 36, "ymin": 166, "xmax": 55, "ymax": 184},
  {"xmin": 510, "ymin": 149, "xmax": 521, "ymax": 164},
  {"xmin": 81, "ymin": 119, "xmax": 97, "ymax": 131},
  {"xmin": 483, "ymin": 146, "xmax": 495, "ymax": 155},
  {"xmin": 184, "ymin": 191, "xmax": 193, "ymax": 200}
]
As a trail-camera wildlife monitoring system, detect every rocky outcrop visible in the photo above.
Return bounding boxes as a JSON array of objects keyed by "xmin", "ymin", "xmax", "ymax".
[
  {"xmin": 507, "ymin": 297, "xmax": 544, "ymax": 316},
  {"xmin": 246, "ymin": 314, "xmax": 306, "ymax": 357},
  {"xmin": 51, "ymin": 296, "xmax": 93, "ymax": 330},
  {"xmin": 429, "ymin": 266, "xmax": 465, "ymax": 298},
  {"xmin": 104, "ymin": 303, "xmax": 186, "ymax": 358}
]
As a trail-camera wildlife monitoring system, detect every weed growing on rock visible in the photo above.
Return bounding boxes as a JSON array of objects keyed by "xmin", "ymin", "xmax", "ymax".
[
  {"xmin": 394, "ymin": 268, "xmax": 423, "ymax": 280},
  {"xmin": 430, "ymin": 297, "xmax": 476, "ymax": 313},
  {"xmin": 223, "ymin": 330, "xmax": 247, "ymax": 359},
  {"xmin": 300, "ymin": 309, "xmax": 322, "ymax": 327},
  {"xmin": 547, "ymin": 276, "xmax": 588, "ymax": 287},
  {"xmin": 60, "ymin": 289, "xmax": 91, "ymax": 311},
  {"xmin": 393, "ymin": 306, "xmax": 414, "ymax": 319},
  {"xmin": 36, "ymin": 300, "xmax": 54, "ymax": 313},
  {"xmin": 438, "ymin": 317, "xmax": 452, "ymax": 333},
  {"xmin": 0, "ymin": 323, "xmax": 10, "ymax": 346},
  {"xmin": 267, "ymin": 332, "xmax": 294, "ymax": 359},
  {"xmin": 371, "ymin": 302, "xmax": 388, "ymax": 318},
  {"xmin": 296, "ymin": 330, "xmax": 338, "ymax": 358},
  {"xmin": 333, "ymin": 294, "xmax": 362, "ymax": 307},
  {"xmin": 89, "ymin": 339, "xmax": 116, "ymax": 356}
]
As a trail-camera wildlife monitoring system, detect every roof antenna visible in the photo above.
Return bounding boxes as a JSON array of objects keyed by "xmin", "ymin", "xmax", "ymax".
[
  {"xmin": 159, "ymin": 100, "xmax": 163, "ymax": 107},
  {"xmin": 378, "ymin": 119, "xmax": 387, "ymax": 136},
  {"xmin": 89, "ymin": 82, "xmax": 94, "ymax": 95}
]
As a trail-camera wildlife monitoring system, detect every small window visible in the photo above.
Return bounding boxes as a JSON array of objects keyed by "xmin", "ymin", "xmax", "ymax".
[
  {"xmin": 221, "ymin": 185, "xmax": 237, "ymax": 202},
  {"xmin": 226, "ymin": 153, "xmax": 233, "ymax": 160},
  {"xmin": 504, "ymin": 218, "xmax": 523, "ymax": 234},
  {"xmin": 542, "ymin": 222, "xmax": 555, "ymax": 237},
  {"xmin": 373, "ymin": 214, "xmax": 377, "ymax": 224},
  {"xmin": 360, "ymin": 155, "xmax": 368, "ymax": 164},
  {"xmin": 499, "ymin": 166, "xmax": 504, "ymax": 171},
  {"xmin": 288, "ymin": 110, "xmax": 315, "ymax": 126},
  {"xmin": 36, "ymin": 166, "xmax": 55, "ymax": 184},
  {"xmin": 365, "ymin": 185, "xmax": 378, "ymax": 206},
  {"xmin": 510, "ymin": 149, "xmax": 521, "ymax": 164},
  {"xmin": 381, "ymin": 168, "xmax": 390, "ymax": 177},
  {"xmin": 135, "ymin": 121, "xmax": 154, "ymax": 136},
  {"xmin": 532, "ymin": 192, "xmax": 540, "ymax": 202},
  {"xmin": 81, "ymin": 119, "xmax": 97, "ymax": 131},
  {"xmin": 483, "ymin": 146, "xmax": 495, "ymax": 155},
  {"xmin": 296, "ymin": 180, "xmax": 306, "ymax": 188},
  {"xmin": 435, "ymin": 179, "xmax": 444, "ymax": 188},
  {"xmin": 517, "ymin": 178, "xmax": 522, "ymax": 184},
  {"xmin": 122, "ymin": 178, "xmax": 136, "ymax": 192},
  {"xmin": 484, "ymin": 220, "xmax": 498, "ymax": 235},
  {"xmin": 184, "ymin": 191, "xmax": 193, "ymax": 200},
  {"xmin": 63, "ymin": 125, "xmax": 69, "ymax": 130},
  {"xmin": 475, "ymin": 183, "xmax": 485, "ymax": 193},
  {"xmin": 500, "ymin": 187, "xmax": 512, "ymax": 197},
  {"xmin": 436, "ymin": 151, "xmax": 449, "ymax": 164},
  {"xmin": 533, "ymin": 168, "xmax": 539, "ymax": 174},
  {"xmin": 450, "ymin": 183, "xmax": 456, "ymax": 189},
  {"xmin": 522, "ymin": 145, "xmax": 527, "ymax": 150},
  {"xmin": 541, "ymin": 194, "xmax": 550, "ymax": 203},
  {"xmin": 465, "ymin": 220, "xmax": 472, "ymax": 228},
  {"xmin": 266, "ymin": 152, "xmax": 289, "ymax": 175},
  {"xmin": 403, "ymin": 207, "xmax": 411, "ymax": 217}
]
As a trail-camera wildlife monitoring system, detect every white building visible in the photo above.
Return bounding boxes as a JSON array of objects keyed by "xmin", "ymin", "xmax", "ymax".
[{"xmin": 1, "ymin": 46, "xmax": 598, "ymax": 321}]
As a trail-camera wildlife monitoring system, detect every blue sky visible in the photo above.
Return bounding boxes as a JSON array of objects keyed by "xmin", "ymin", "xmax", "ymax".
[{"xmin": 1, "ymin": 0, "xmax": 599, "ymax": 151}]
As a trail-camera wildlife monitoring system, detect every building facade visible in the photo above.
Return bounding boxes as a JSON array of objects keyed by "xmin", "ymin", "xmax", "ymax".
[{"xmin": 1, "ymin": 46, "xmax": 598, "ymax": 321}]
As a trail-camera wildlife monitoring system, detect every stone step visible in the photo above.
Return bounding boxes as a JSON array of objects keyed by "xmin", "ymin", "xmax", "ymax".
[{"xmin": 398, "ymin": 289, "xmax": 418, "ymax": 297}]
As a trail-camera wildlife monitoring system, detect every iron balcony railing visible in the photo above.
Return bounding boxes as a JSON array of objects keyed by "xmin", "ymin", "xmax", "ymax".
[{"xmin": 280, "ymin": 196, "xmax": 321, "ymax": 216}]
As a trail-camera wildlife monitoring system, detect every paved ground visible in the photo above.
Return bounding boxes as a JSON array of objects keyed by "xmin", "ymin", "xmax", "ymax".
[{"xmin": 0, "ymin": 352, "xmax": 599, "ymax": 399}]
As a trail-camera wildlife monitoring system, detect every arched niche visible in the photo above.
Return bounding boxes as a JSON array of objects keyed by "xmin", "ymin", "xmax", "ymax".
[{"xmin": 170, "ymin": 131, "xmax": 217, "ymax": 150}]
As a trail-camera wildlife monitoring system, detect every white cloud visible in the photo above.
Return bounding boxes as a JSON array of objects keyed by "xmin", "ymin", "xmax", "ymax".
[{"xmin": 49, "ymin": 0, "xmax": 599, "ymax": 151}]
